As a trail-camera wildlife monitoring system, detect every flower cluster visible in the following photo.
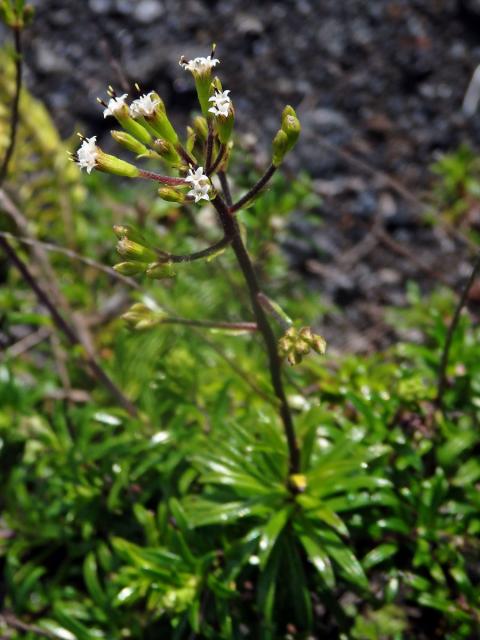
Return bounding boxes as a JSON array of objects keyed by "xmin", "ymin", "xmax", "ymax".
[
  {"xmin": 278, "ymin": 326, "xmax": 326, "ymax": 366},
  {"xmin": 185, "ymin": 167, "xmax": 211, "ymax": 203},
  {"xmin": 179, "ymin": 55, "xmax": 219, "ymax": 76},
  {"xmin": 76, "ymin": 136, "xmax": 98, "ymax": 173},
  {"xmin": 130, "ymin": 92, "xmax": 160, "ymax": 118},
  {"xmin": 103, "ymin": 93, "xmax": 128, "ymax": 118},
  {"xmin": 208, "ymin": 90, "xmax": 232, "ymax": 118}
]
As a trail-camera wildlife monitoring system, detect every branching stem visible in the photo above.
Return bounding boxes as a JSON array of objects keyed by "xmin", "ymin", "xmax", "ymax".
[
  {"xmin": 156, "ymin": 235, "xmax": 231, "ymax": 263},
  {"xmin": 230, "ymin": 164, "xmax": 277, "ymax": 213}
]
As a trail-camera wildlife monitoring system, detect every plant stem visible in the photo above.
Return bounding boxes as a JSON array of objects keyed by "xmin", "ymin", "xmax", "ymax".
[
  {"xmin": 436, "ymin": 249, "xmax": 480, "ymax": 409},
  {"xmin": 230, "ymin": 164, "xmax": 277, "ymax": 213},
  {"xmin": 138, "ymin": 169, "xmax": 186, "ymax": 185},
  {"xmin": 208, "ymin": 144, "xmax": 226, "ymax": 176},
  {"xmin": 205, "ymin": 120, "xmax": 214, "ymax": 172},
  {"xmin": 0, "ymin": 28, "xmax": 21, "ymax": 184},
  {"xmin": 156, "ymin": 235, "xmax": 231, "ymax": 263},
  {"xmin": 161, "ymin": 318, "xmax": 257, "ymax": 332},
  {"xmin": 211, "ymin": 194, "xmax": 300, "ymax": 475},
  {"xmin": 218, "ymin": 170, "xmax": 233, "ymax": 206}
]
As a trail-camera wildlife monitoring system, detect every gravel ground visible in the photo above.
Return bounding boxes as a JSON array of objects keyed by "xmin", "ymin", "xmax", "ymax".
[{"xmin": 8, "ymin": 0, "xmax": 480, "ymax": 350}]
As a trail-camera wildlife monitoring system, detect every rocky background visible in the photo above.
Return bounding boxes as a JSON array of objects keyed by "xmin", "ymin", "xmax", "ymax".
[{"xmin": 6, "ymin": 0, "xmax": 480, "ymax": 350}]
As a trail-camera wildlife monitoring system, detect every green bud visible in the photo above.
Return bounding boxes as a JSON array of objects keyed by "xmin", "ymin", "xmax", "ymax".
[
  {"xmin": 146, "ymin": 262, "xmax": 176, "ymax": 280},
  {"xmin": 272, "ymin": 130, "xmax": 289, "ymax": 167},
  {"xmin": 281, "ymin": 105, "xmax": 297, "ymax": 124},
  {"xmin": 158, "ymin": 187, "xmax": 185, "ymax": 203},
  {"xmin": 281, "ymin": 113, "xmax": 301, "ymax": 151},
  {"xmin": 96, "ymin": 150, "xmax": 140, "ymax": 178},
  {"xmin": 186, "ymin": 126, "xmax": 196, "ymax": 153},
  {"xmin": 193, "ymin": 116, "xmax": 208, "ymax": 141},
  {"xmin": 112, "ymin": 224, "xmax": 147, "ymax": 245},
  {"xmin": 122, "ymin": 303, "xmax": 165, "ymax": 330},
  {"xmin": 117, "ymin": 238, "xmax": 157, "ymax": 262},
  {"xmin": 113, "ymin": 261, "xmax": 148, "ymax": 276},
  {"xmin": 152, "ymin": 139, "xmax": 181, "ymax": 165},
  {"xmin": 114, "ymin": 110, "xmax": 152, "ymax": 145},
  {"xmin": 111, "ymin": 130, "xmax": 150, "ymax": 156}
]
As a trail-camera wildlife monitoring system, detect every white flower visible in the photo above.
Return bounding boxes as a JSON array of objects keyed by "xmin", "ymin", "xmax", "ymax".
[
  {"xmin": 103, "ymin": 93, "xmax": 128, "ymax": 118},
  {"xmin": 208, "ymin": 90, "xmax": 231, "ymax": 117},
  {"xmin": 179, "ymin": 55, "xmax": 219, "ymax": 75},
  {"xmin": 130, "ymin": 92, "xmax": 160, "ymax": 118},
  {"xmin": 185, "ymin": 166, "xmax": 211, "ymax": 203},
  {"xmin": 76, "ymin": 136, "xmax": 98, "ymax": 173}
]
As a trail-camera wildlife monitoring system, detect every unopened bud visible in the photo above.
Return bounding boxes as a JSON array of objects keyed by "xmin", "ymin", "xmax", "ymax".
[
  {"xmin": 153, "ymin": 139, "xmax": 181, "ymax": 165},
  {"xmin": 146, "ymin": 262, "xmax": 176, "ymax": 279},
  {"xmin": 113, "ymin": 261, "xmax": 148, "ymax": 276},
  {"xmin": 96, "ymin": 150, "xmax": 140, "ymax": 178},
  {"xmin": 112, "ymin": 224, "xmax": 147, "ymax": 244},
  {"xmin": 117, "ymin": 238, "xmax": 157, "ymax": 262},
  {"xmin": 158, "ymin": 187, "xmax": 185, "ymax": 203},
  {"xmin": 193, "ymin": 116, "xmax": 208, "ymax": 141},
  {"xmin": 186, "ymin": 126, "xmax": 196, "ymax": 153},
  {"xmin": 111, "ymin": 130, "xmax": 150, "ymax": 156},
  {"xmin": 272, "ymin": 130, "xmax": 289, "ymax": 167},
  {"xmin": 281, "ymin": 107, "xmax": 301, "ymax": 152}
]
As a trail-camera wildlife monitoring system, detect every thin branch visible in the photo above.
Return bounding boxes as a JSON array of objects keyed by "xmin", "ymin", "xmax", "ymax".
[
  {"xmin": 176, "ymin": 143, "xmax": 197, "ymax": 168},
  {"xmin": 436, "ymin": 249, "xmax": 480, "ymax": 409},
  {"xmin": 230, "ymin": 164, "xmax": 277, "ymax": 213},
  {"xmin": 218, "ymin": 170, "xmax": 232, "ymax": 207},
  {"xmin": 207, "ymin": 143, "xmax": 226, "ymax": 176},
  {"xmin": 160, "ymin": 317, "xmax": 257, "ymax": 332},
  {"xmin": 138, "ymin": 169, "xmax": 186, "ymax": 186},
  {"xmin": 0, "ymin": 28, "xmax": 21, "ymax": 184},
  {"xmin": 205, "ymin": 120, "xmax": 214, "ymax": 172},
  {"xmin": 0, "ymin": 236, "xmax": 138, "ymax": 417},
  {"xmin": 156, "ymin": 235, "xmax": 231, "ymax": 263}
]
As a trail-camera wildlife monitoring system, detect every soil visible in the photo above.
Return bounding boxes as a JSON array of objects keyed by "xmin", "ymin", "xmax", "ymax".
[{"xmin": 8, "ymin": 0, "xmax": 480, "ymax": 351}]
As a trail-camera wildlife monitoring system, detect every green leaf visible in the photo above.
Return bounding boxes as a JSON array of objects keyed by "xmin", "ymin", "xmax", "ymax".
[
  {"xmin": 319, "ymin": 529, "xmax": 369, "ymax": 590},
  {"xmin": 362, "ymin": 544, "xmax": 398, "ymax": 570},
  {"xmin": 258, "ymin": 506, "xmax": 292, "ymax": 569},
  {"xmin": 298, "ymin": 529, "xmax": 335, "ymax": 589},
  {"xmin": 83, "ymin": 552, "xmax": 107, "ymax": 609}
]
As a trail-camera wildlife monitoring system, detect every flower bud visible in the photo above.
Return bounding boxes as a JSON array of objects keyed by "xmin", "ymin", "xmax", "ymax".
[
  {"xmin": 108, "ymin": 104, "xmax": 152, "ymax": 145},
  {"xmin": 158, "ymin": 187, "xmax": 186, "ymax": 203},
  {"xmin": 117, "ymin": 238, "xmax": 157, "ymax": 262},
  {"xmin": 193, "ymin": 116, "xmax": 208, "ymax": 141},
  {"xmin": 112, "ymin": 224, "xmax": 147, "ymax": 244},
  {"xmin": 272, "ymin": 130, "xmax": 289, "ymax": 167},
  {"xmin": 122, "ymin": 303, "xmax": 166, "ymax": 330},
  {"xmin": 111, "ymin": 130, "xmax": 151, "ymax": 157},
  {"xmin": 278, "ymin": 326, "xmax": 326, "ymax": 366},
  {"xmin": 289, "ymin": 474, "xmax": 307, "ymax": 493},
  {"xmin": 282, "ymin": 113, "xmax": 301, "ymax": 152},
  {"xmin": 152, "ymin": 139, "xmax": 181, "ymax": 165},
  {"xmin": 96, "ymin": 149, "xmax": 140, "ymax": 178},
  {"xmin": 145, "ymin": 262, "xmax": 176, "ymax": 279},
  {"xmin": 113, "ymin": 261, "xmax": 149, "ymax": 276},
  {"xmin": 186, "ymin": 126, "xmax": 196, "ymax": 153}
]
